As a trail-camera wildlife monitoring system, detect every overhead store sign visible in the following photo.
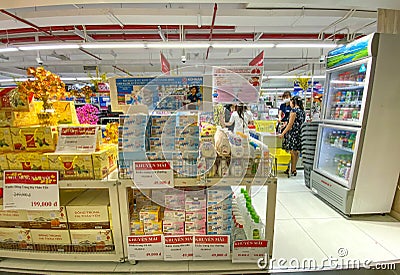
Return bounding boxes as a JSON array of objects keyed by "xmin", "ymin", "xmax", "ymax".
[
  {"xmin": 249, "ymin": 51, "xmax": 264, "ymax": 67},
  {"xmin": 160, "ymin": 52, "xmax": 171, "ymax": 75},
  {"xmin": 212, "ymin": 66, "xmax": 262, "ymax": 104}
]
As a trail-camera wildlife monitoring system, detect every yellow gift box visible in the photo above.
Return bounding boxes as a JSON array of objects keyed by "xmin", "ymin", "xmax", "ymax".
[
  {"xmin": 92, "ymin": 149, "xmax": 109, "ymax": 180},
  {"xmin": 46, "ymin": 153, "xmax": 94, "ymax": 180},
  {"xmin": 7, "ymin": 152, "xmax": 49, "ymax": 171},
  {"xmin": 53, "ymin": 101, "xmax": 79, "ymax": 125},
  {"xmin": 0, "ymin": 155, "xmax": 9, "ymax": 179},
  {"xmin": 0, "ymin": 128, "xmax": 13, "ymax": 153},
  {"xmin": 11, "ymin": 126, "xmax": 56, "ymax": 152}
]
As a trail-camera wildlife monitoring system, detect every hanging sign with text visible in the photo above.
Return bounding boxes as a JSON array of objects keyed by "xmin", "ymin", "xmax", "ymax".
[
  {"xmin": 3, "ymin": 171, "xmax": 59, "ymax": 211},
  {"xmin": 193, "ymin": 235, "xmax": 230, "ymax": 260},
  {"xmin": 232, "ymin": 240, "xmax": 269, "ymax": 263},
  {"xmin": 164, "ymin": 235, "xmax": 194, "ymax": 261},
  {"xmin": 133, "ymin": 161, "xmax": 174, "ymax": 189},
  {"xmin": 127, "ymin": 235, "xmax": 163, "ymax": 261},
  {"xmin": 56, "ymin": 126, "xmax": 98, "ymax": 153}
]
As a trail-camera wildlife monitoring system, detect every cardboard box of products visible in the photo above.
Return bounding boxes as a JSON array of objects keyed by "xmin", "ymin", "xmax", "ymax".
[
  {"xmin": 0, "ymin": 154, "xmax": 9, "ymax": 180},
  {"xmin": 130, "ymin": 220, "xmax": 144, "ymax": 235},
  {"xmin": 7, "ymin": 152, "xmax": 49, "ymax": 171},
  {"xmin": 18, "ymin": 126, "xmax": 56, "ymax": 152},
  {"xmin": 140, "ymin": 205, "xmax": 161, "ymax": 222},
  {"xmin": 185, "ymin": 221, "xmax": 206, "ymax": 235},
  {"xmin": 47, "ymin": 153, "xmax": 94, "ymax": 180},
  {"xmin": 163, "ymin": 221, "xmax": 184, "ymax": 235},
  {"xmin": 69, "ymin": 229, "xmax": 114, "ymax": 251},
  {"xmin": 0, "ymin": 205, "xmax": 30, "ymax": 228},
  {"xmin": 31, "ymin": 229, "xmax": 71, "ymax": 251},
  {"xmin": 0, "ymin": 127, "xmax": 13, "ymax": 153},
  {"xmin": 163, "ymin": 209, "xmax": 185, "ymax": 222},
  {"xmin": 144, "ymin": 221, "xmax": 163, "ymax": 235},
  {"xmin": 92, "ymin": 149, "xmax": 109, "ymax": 180},
  {"xmin": 207, "ymin": 221, "xmax": 232, "ymax": 235},
  {"xmin": 0, "ymin": 228, "xmax": 33, "ymax": 250},
  {"xmin": 66, "ymin": 190, "xmax": 111, "ymax": 229},
  {"xmin": 185, "ymin": 210, "xmax": 207, "ymax": 222}
]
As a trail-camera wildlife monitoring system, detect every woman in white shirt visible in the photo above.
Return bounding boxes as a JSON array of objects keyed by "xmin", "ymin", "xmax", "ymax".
[{"xmin": 225, "ymin": 105, "xmax": 250, "ymax": 135}]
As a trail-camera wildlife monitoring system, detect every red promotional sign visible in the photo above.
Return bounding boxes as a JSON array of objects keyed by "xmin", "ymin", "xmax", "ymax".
[
  {"xmin": 164, "ymin": 235, "xmax": 194, "ymax": 261},
  {"xmin": 232, "ymin": 240, "xmax": 269, "ymax": 263},
  {"xmin": 249, "ymin": 51, "xmax": 264, "ymax": 66},
  {"xmin": 127, "ymin": 235, "xmax": 163, "ymax": 260},
  {"xmin": 134, "ymin": 162, "xmax": 172, "ymax": 170},
  {"xmin": 3, "ymin": 171, "xmax": 59, "ymax": 211},
  {"xmin": 128, "ymin": 235, "xmax": 162, "ymax": 244},
  {"xmin": 160, "ymin": 52, "xmax": 170, "ymax": 75}
]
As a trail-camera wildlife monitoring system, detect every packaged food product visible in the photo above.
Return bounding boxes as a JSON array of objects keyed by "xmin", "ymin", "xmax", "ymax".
[
  {"xmin": 139, "ymin": 205, "xmax": 161, "ymax": 222},
  {"xmin": 185, "ymin": 221, "xmax": 206, "ymax": 235},
  {"xmin": 0, "ymin": 228, "xmax": 33, "ymax": 250},
  {"xmin": 46, "ymin": 153, "xmax": 94, "ymax": 180},
  {"xmin": 163, "ymin": 221, "xmax": 184, "ymax": 235},
  {"xmin": 163, "ymin": 209, "xmax": 185, "ymax": 222},
  {"xmin": 7, "ymin": 152, "xmax": 49, "ymax": 171},
  {"xmin": 144, "ymin": 221, "xmax": 163, "ymax": 235},
  {"xmin": 0, "ymin": 127, "xmax": 13, "ymax": 153},
  {"xmin": 185, "ymin": 210, "xmax": 207, "ymax": 222},
  {"xmin": 69, "ymin": 229, "xmax": 113, "ymax": 251}
]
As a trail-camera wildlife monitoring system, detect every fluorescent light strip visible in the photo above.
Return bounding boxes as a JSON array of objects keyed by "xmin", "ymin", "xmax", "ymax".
[
  {"xmin": 81, "ymin": 43, "xmax": 145, "ymax": 49},
  {"xmin": 0, "ymin": 47, "xmax": 19, "ymax": 53},
  {"xmin": 146, "ymin": 43, "xmax": 210, "ymax": 48},
  {"xmin": 263, "ymin": 75, "xmax": 325, "ymax": 79},
  {"xmin": 261, "ymin": 87, "xmax": 293, "ymax": 91},
  {"xmin": 19, "ymin": 44, "xmax": 80, "ymax": 51},
  {"xmin": 276, "ymin": 43, "xmax": 336, "ymax": 48},
  {"xmin": 212, "ymin": 43, "xmax": 275, "ymax": 48}
]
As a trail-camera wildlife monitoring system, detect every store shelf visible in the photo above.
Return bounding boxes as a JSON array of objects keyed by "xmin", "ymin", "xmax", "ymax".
[{"xmin": 333, "ymin": 85, "xmax": 365, "ymax": 91}]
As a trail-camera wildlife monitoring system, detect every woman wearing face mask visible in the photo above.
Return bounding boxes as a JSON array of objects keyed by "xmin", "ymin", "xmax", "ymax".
[{"xmin": 278, "ymin": 96, "xmax": 306, "ymax": 176}]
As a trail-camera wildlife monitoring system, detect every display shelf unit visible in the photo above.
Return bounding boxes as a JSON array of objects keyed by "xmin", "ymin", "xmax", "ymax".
[
  {"xmin": 117, "ymin": 176, "xmax": 277, "ymax": 265},
  {"xmin": 0, "ymin": 175, "xmax": 125, "ymax": 263}
]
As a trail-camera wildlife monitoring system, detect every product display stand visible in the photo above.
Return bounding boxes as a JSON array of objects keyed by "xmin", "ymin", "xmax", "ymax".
[
  {"xmin": 118, "ymin": 175, "xmax": 277, "ymax": 268},
  {"xmin": 0, "ymin": 172, "xmax": 125, "ymax": 262}
]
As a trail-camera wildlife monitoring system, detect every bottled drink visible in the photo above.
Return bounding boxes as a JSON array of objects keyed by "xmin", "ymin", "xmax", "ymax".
[
  {"xmin": 345, "ymin": 162, "xmax": 352, "ymax": 181},
  {"xmin": 339, "ymin": 106, "xmax": 345, "ymax": 119},
  {"xmin": 330, "ymin": 131, "xmax": 336, "ymax": 144},
  {"xmin": 346, "ymin": 91, "xmax": 352, "ymax": 103}
]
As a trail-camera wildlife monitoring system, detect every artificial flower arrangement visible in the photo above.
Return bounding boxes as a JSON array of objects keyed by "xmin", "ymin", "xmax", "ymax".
[
  {"xmin": 76, "ymin": 104, "xmax": 99, "ymax": 125},
  {"xmin": 17, "ymin": 67, "xmax": 67, "ymax": 111},
  {"xmin": 295, "ymin": 75, "xmax": 311, "ymax": 91},
  {"xmin": 69, "ymin": 86, "xmax": 96, "ymax": 103},
  {"xmin": 89, "ymin": 67, "xmax": 108, "ymax": 92}
]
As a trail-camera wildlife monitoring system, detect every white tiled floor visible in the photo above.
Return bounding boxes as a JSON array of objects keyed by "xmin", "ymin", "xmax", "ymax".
[{"xmin": 253, "ymin": 170, "xmax": 400, "ymax": 270}]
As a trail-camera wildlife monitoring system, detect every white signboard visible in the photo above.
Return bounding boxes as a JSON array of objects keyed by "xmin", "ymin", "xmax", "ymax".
[
  {"xmin": 232, "ymin": 240, "xmax": 269, "ymax": 263},
  {"xmin": 163, "ymin": 235, "xmax": 193, "ymax": 261},
  {"xmin": 127, "ymin": 235, "xmax": 163, "ymax": 261},
  {"xmin": 133, "ymin": 161, "xmax": 174, "ymax": 189},
  {"xmin": 193, "ymin": 235, "xmax": 230, "ymax": 261},
  {"xmin": 57, "ymin": 126, "xmax": 98, "ymax": 153},
  {"xmin": 3, "ymin": 171, "xmax": 59, "ymax": 211}
]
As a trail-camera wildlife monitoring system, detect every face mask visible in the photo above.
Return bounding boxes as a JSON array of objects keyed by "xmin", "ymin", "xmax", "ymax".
[{"xmin": 283, "ymin": 98, "xmax": 290, "ymax": 103}]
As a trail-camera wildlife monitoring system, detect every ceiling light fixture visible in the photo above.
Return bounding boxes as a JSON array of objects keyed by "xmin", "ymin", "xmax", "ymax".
[
  {"xmin": 147, "ymin": 42, "xmax": 210, "ymax": 49},
  {"xmin": 261, "ymin": 87, "xmax": 294, "ymax": 91},
  {"xmin": 263, "ymin": 75, "xmax": 326, "ymax": 79},
  {"xmin": 0, "ymin": 47, "xmax": 19, "ymax": 53},
  {"xmin": 18, "ymin": 44, "xmax": 80, "ymax": 51},
  {"xmin": 81, "ymin": 43, "xmax": 145, "ymax": 49},
  {"xmin": 212, "ymin": 43, "xmax": 275, "ymax": 48},
  {"xmin": 276, "ymin": 43, "xmax": 337, "ymax": 48}
]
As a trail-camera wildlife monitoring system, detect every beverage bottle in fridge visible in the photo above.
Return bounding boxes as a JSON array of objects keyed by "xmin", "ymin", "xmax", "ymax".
[
  {"xmin": 341, "ymin": 92, "xmax": 346, "ymax": 103},
  {"xmin": 336, "ymin": 91, "xmax": 342, "ymax": 102},
  {"xmin": 345, "ymin": 162, "xmax": 352, "ymax": 181},
  {"xmin": 346, "ymin": 91, "xmax": 352, "ymax": 104},
  {"xmin": 330, "ymin": 131, "xmax": 336, "ymax": 144},
  {"xmin": 337, "ymin": 160, "xmax": 343, "ymax": 176},
  {"xmin": 334, "ymin": 106, "xmax": 341, "ymax": 119}
]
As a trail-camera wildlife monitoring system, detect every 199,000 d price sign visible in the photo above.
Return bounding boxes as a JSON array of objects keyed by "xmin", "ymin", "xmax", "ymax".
[{"xmin": 3, "ymin": 171, "xmax": 59, "ymax": 211}]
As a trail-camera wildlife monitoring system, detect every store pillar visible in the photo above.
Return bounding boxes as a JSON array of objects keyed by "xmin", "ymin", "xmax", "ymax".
[{"xmin": 377, "ymin": 9, "xmax": 400, "ymax": 34}]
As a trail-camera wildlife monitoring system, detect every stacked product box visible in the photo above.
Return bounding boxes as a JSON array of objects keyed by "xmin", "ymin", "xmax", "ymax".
[
  {"xmin": 162, "ymin": 188, "xmax": 185, "ymax": 235},
  {"xmin": 175, "ymin": 114, "xmax": 200, "ymax": 177},
  {"xmin": 185, "ymin": 189, "xmax": 207, "ymax": 235},
  {"xmin": 0, "ymin": 190, "xmax": 85, "ymax": 251},
  {"xmin": 66, "ymin": 189, "xmax": 114, "ymax": 251},
  {"xmin": 118, "ymin": 114, "xmax": 148, "ymax": 179},
  {"xmin": 207, "ymin": 187, "xmax": 233, "ymax": 235}
]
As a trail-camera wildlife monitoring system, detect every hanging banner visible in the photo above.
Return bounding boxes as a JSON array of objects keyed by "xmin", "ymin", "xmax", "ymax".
[
  {"xmin": 160, "ymin": 52, "xmax": 171, "ymax": 75},
  {"xmin": 127, "ymin": 235, "xmax": 163, "ymax": 261},
  {"xmin": 111, "ymin": 76, "xmax": 203, "ymax": 112},
  {"xmin": 133, "ymin": 161, "xmax": 174, "ymax": 189},
  {"xmin": 232, "ymin": 240, "xmax": 269, "ymax": 263},
  {"xmin": 249, "ymin": 51, "xmax": 264, "ymax": 67},
  {"xmin": 56, "ymin": 126, "xmax": 98, "ymax": 153},
  {"xmin": 212, "ymin": 66, "xmax": 262, "ymax": 104},
  {"xmin": 163, "ymin": 235, "xmax": 194, "ymax": 261},
  {"xmin": 3, "ymin": 171, "xmax": 59, "ymax": 211},
  {"xmin": 193, "ymin": 235, "xmax": 230, "ymax": 260}
]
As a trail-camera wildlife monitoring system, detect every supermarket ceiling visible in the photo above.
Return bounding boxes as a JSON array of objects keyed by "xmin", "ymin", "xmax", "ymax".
[{"xmin": 0, "ymin": 1, "xmax": 398, "ymax": 86}]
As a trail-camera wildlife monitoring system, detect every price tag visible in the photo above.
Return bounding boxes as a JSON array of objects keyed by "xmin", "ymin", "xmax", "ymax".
[
  {"xmin": 57, "ymin": 126, "xmax": 98, "ymax": 153},
  {"xmin": 193, "ymin": 235, "xmax": 230, "ymax": 261},
  {"xmin": 3, "ymin": 171, "xmax": 59, "ymax": 211},
  {"xmin": 164, "ymin": 235, "xmax": 193, "ymax": 261},
  {"xmin": 232, "ymin": 240, "xmax": 269, "ymax": 263},
  {"xmin": 133, "ymin": 161, "xmax": 174, "ymax": 189},
  {"xmin": 127, "ymin": 235, "xmax": 163, "ymax": 261}
]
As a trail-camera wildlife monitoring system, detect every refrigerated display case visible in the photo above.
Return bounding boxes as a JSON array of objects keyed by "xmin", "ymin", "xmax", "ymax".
[{"xmin": 311, "ymin": 33, "xmax": 400, "ymax": 215}]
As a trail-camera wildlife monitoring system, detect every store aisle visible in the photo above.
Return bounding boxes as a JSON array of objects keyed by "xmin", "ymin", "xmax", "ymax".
[{"xmin": 253, "ymin": 171, "xmax": 400, "ymax": 271}]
